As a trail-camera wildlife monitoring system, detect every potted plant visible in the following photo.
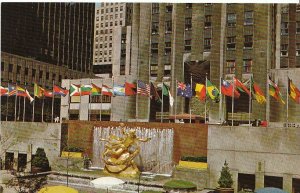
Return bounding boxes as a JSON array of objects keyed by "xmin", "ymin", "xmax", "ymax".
[
  {"xmin": 217, "ymin": 161, "xmax": 234, "ymax": 193},
  {"xmin": 31, "ymin": 148, "xmax": 50, "ymax": 173}
]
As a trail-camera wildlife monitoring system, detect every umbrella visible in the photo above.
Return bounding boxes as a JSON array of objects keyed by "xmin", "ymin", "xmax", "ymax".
[
  {"xmin": 255, "ymin": 187, "xmax": 289, "ymax": 193},
  {"xmin": 91, "ymin": 177, "xmax": 125, "ymax": 188},
  {"xmin": 38, "ymin": 185, "xmax": 78, "ymax": 193}
]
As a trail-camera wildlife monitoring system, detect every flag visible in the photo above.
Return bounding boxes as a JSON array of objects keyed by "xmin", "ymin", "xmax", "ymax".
[
  {"xmin": 269, "ymin": 78, "xmax": 285, "ymax": 104},
  {"xmin": 234, "ymin": 77, "xmax": 250, "ymax": 96},
  {"xmin": 169, "ymin": 90, "xmax": 174, "ymax": 107},
  {"xmin": 25, "ymin": 89, "xmax": 34, "ymax": 103},
  {"xmin": 81, "ymin": 84, "xmax": 92, "ymax": 96},
  {"xmin": 113, "ymin": 84, "xmax": 125, "ymax": 96},
  {"xmin": 102, "ymin": 85, "xmax": 113, "ymax": 96},
  {"xmin": 16, "ymin": 86, "xmax": 27, "ymax": 97},
  {"xmin": 8, "ymin": 84, "xmax": 17, "ymax": 96},
  {"xmin": 54, "ymin": 85, "xmax": 68, "ymax": 96},
  {"xmin": 221, "ymin": 79, "xmax": 240, "ymax": 98},
  {"xmin": 125, "ymin": 82, "xmax": 136, "ymax": 96},
  {"xmin": 34, "ymin": 83, "xmax": 44, "ymax": 98},
  {"xmin": 253, "ymin": 83, "xmax": 266, "ymax": 104},
  {"xmin": 137, "ymin": 80, "xmax": 150, "ymax": 96},
  {"xmin": 91, "ymin": 83, "xmax": 101, "ymax": 96},
  {"xmin": 177, "ymin": 82, "xmax": 193, "ymax": 98},
  {"xmin": 0, "ymin": 86, "xmax": 8, "ymax": 96},
  {"xmin": 69, "ymin": 84, "xmax": 80, "ymax": 96},
  {"xmin": 195, "ymin": 83, "xmax": 206, "ymax": 101},
  {"xmin": 206, "ymin": 79, "xmax": 220, "ymax": 102},
  {"xmin": 150, "ymin": 82, "xmax": 161, "ymax": 103},
  {"xmin": 162, "ymin": 83, "xmax": 169, "ymax": 96},
  {"xmin": 17, "ymin": 86, "xmax": 25, "ymax": 92},
  {"xmin": 44, "ymin": 90, "xmax": 53, "ymax": 98},
  {"xmin": 288, "ymin": 78, "xmax": 300, "ymax": 104}
]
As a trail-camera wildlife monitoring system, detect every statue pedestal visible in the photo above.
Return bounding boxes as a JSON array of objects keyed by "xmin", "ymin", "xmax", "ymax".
[{"xmin": 104, "ymin": 163, "xmax": 140, "ymax": 178}]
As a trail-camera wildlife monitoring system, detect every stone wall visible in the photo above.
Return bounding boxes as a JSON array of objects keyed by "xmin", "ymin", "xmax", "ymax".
[
  {"xmin": 207, "ymin": 125, "xmax": 300, "ymax": 193},
  {"xmin": 64, "ymin": 121, "xmax": 208, "ymax": 163},
  {"xmin": 0, "ymin": 122, "xmax": 61, "ymax": 169}
]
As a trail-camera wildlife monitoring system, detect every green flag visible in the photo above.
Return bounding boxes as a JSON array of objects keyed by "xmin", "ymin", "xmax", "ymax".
[
  {"xmin": 162, "ymin": 83, "xmax": 169, "ymax": 96},
  {"xmin": 206, "ymin": 79, "xmax": 220, "ymax": 102}
]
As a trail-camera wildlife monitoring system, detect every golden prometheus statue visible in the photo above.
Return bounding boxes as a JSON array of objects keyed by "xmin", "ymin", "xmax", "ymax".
[{"xmin": 100, "ymin": 123, "xmax": 151, "ymax": 177}]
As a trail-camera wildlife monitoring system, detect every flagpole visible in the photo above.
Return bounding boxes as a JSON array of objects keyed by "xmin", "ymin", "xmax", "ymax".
[
  {"xmin": 51, "ymin": 80, "xmax": 54, "ymax": 123},
  {"xmin": 161, "ymin": 81, "xmax": 164, "ymax": 123},
  {"xmin": 219, "ymin": 76, "xmax": 222, "ymax": 123},
  {"xmin": 249, "ymin": 77, "xmax": 252, "ymax": 126},
  {"xmin": 124, "ymin": 76, "xmax": 126, "ymax": 122},
  {"xmin": 232, "ymin": 75, "xmax": 235, "ymax": 126},
  {"xmin": 110, "ymin": 76, "xmax": 114, "ymax": 121},
  {"xmin": 6, "ymin": 91, "xmax": 9, "ymax": 121},
  {"xmin": 286, "ymin": 71, "xmax": 289, "ymax": 124},
  {"xmin": 79, "ymin": 80, "xmax": 82, "ymax": 120},
  {"xmin": 41, "ymin": 95, "xmax": 45, "ymax": 122},
  {"xmin": 88, "ymin": 79, "xmax": 91, "ymax": 121},
  {"xmin": 32, "ymin": 91, "xmax": 35, "ymax": 122},
  {"xmin": 175, "ymin": 79, "xmax": 177, "ymax": 122},
  {"xmin": 100, "ymin": 79, "xmax": 103, "ymax": 121},
  {"xmin": 18, "ymin": 93, "xmax": 21, "ymax": 121},
  {"xmin": 23, "ymin": 94, "xmax": 25, "ymax": 122},
  {"xmin": 205, "ymin": 74, "xmax": 207, "ymax": 124},
  {"xmin": 15, "ymin": 82, "xmax": 18, "ymax": 122},
  {"xmin": 190, "ymin": 74, "xmax": 192, "ymax": 123}
]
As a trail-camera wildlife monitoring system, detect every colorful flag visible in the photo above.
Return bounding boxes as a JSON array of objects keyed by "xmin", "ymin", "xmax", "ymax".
[
  {"xmin": 91, "ymin": 83, "xmax": 101, "ymax": 96},
  {"xmin": 125, "ymin": 82, "xmax": 136, "ymax": 96},
  {"xmin": 80, "ymin": 84, "xmax": 92, "ymax": 96},
  {"xmin": 34, "ymin": 83, "xmax": 44, "ymax": 98},
  {"xmin": 0, "ymin": 86, "xmax": 8, "ymax": 96},
  {"xmin": 44, "ymin": 90, "xmax": 53, "ymax": 98},
  {"xmin": 288, "ymin": 78, "xmax": 300, "ymax": 104},
  {"xmin": 234, "ymin": 77, "xmax": 250, "ymax": 96},
  {"xmin": 137, "ymin": 80, "xmax": 150, "ymax": 96},
  {"xmin": 8, "ymin": 84, "xmax": 17, "ymax": 96},
  {"xmin": 195, "ymin": 83, "xmax": 206, "ymax": 101},
  {"xmin": 269, "ymin": 78, "xmax": 285, "ymax": 104},
  {"xmin": 150, "ymin": 82, "xmax": 161, "ymax": 103},
  {"xmin": 169, "ymin": 90, "xmax": 174, "ymax": 107},
  {"xmin": 113, "ymin": 84, "xmax": 125, "ymax": 96},
  {"xmin": 206, "ymin": 79, "xmax": 220, "ymax": 102},
  {"xmin": 177, "ymin": 82, "xmax": 193, "ymax": 98},
  {"xmin": 253, "ymin": 83, "xmax": 266, "ymax": 104},
  {"xmin": 69, "ymin": 84, "xmax": 80, "ymax": 96},
  {"xmin": 162, "ymin": 83, "xmax": 174, "ymax": 106},
  {"xmin": 221, "ymin": 79, "xmax": 240, "ymax": 98},
  {"xmin": 54, "ymin": 85, "xmax": 68, "ymax": 96},
  {"xmin": 102, "ymin": 85, "xmax": 113, "ymax": 96},
  {"xmin": 17, "ymin": 86, "xmax": 25, "ymax": 92}
]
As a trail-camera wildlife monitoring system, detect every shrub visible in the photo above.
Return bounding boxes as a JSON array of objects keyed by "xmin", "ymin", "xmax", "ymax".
[
  {"xmin": 181, "ymin": 156, "xmax": 207, "ymax": 163},
  {"xmin": 163, "ymin": 180, "xmax": 197, "ymax": 190},
  {"xmin": 218, "ymin": 161, "xmax": 233, "ymax": 188},
  {"xmin": 63, "ymin": 146, "xmax": 84, "ymax": 152},
  {"xmin": 31, "ymin": 148, "xmax": 50, "ymax": 172}
]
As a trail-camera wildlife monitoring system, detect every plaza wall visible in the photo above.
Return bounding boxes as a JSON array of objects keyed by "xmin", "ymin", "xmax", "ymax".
[
  {"xmin": 64, "ymin": 121, "xmax": 208, "ymax": 163},
  {"xmin": 0, "ymin": 122, "xmax": 61, "ymax": 168},
  {"xmin": 207, "ymin": 125, "xmax": 300, "ymax": 193}
]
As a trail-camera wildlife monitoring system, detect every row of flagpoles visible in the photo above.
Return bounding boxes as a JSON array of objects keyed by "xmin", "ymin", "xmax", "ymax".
[{"xmin": 0, "ymin": 75, "xmax": 299, "ymax": 123}]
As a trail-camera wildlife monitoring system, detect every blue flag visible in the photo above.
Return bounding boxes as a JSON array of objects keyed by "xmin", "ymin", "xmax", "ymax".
[
  {"xmin": 177, "ymin": 82, "xmax": 193, "ymax": 98},
  {"xmin": 113, "ymin": 84, "xmax": 125, "ymax": 96}
]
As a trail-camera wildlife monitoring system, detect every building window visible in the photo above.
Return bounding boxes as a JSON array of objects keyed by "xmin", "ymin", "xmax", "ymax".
[
  {"xmin": 244, "ymin": 35, "xmax": 253, "ymax": 48},
  {"xmin": 297, "ymin": 4, "xmax": 300, "ymax": 11},
  {"xmin": 165, "ymin": 20, "xmax": 172, "ymax": 33},
  {"xmin": 121, "ymin": 34, "xmax": 126, "ymax": 44},
  {"xmin": 96, "ymin": 17, "xmax": 99, "ymax": 21},
  {"xmin": 9, "ymin": 64, "xmax": 13, "ymax": 72},
  {"xmin": 185, "ymin": 18, "xmax": 192, "ymax": 30},
  {"xmin": 17, "ymin": 65, "xmax": 21, "ymax": 74},
  {"xmin": 186, "ymin": 3, "xmax": 192, "ymax": 9},
  {"xmin": 281, "ymin": 4, "xmax": 289, "ymax": 13},
  {"xmin": 110, "ymin": 22, "xmax": 113, "ymax": 26},
  {"xmin": 120, "ymin": 6, "xmax": 123, "ymax": 11},
  {"xmin": 226, "ymin": 60, "xmax": 236, "ymax": 74},
  {"xmin": 109, "ymin": 57, "xmax": 111, "ymax": 62},
  {"xmin": 115, "ymin": 7, "xmax": 118, "ymax": 12},
  {"xmin": 244, "ymin": 11, "xmax": 253, "ymax": 25},
  {"xmin": 111, "ymin": 8, "xmax": 113, "ymax": 12},
  {"xmin": 296, "ymin": 22, "xmax": 300, "ymax": 34},
  {"xmin": 281, "ymin": 44, "xmax": 288, "ymax": 57},
  {"xmin": 115, "ymin": 14, "xmax": 118, "ymax": 19},
  {"xmin": 152, "ymin": 22, "xmax": 159, "ymax": 34},
  {"xmin": 281, "ymin": 22, "xmax": 288, "ymax": 35},
  {"xmin": 227, "ymin": 36, "xmax": 236, "ymax": 49},
  {"xmin": 227, "ymin": 13, "xmax": 236, "ymax": 27},
  {"xmin": 243, "ymin": 59, "xmax": 252, "ymax": 73},
  {"xmin": 32, "ymin": 69, "xmax": 36, "ymax": 79},
  {"xmin": 109, "ymin": 50, "xmax": 112, "ymax": 55},
  {"xmin": 120, "ymin": 13, "xmax": 123, "ymax": 18},
  {"xmin": 101, "ymin": 16, "xmax": 103, "ymax": 21},
  {"xmin": 185, "ymin": 40, "xmax": 191, "ymax": 51},
  {"xmin": 96, "ymin": 23, "xmax": 99, "ymax": 28},
  {"xmin": 152, "ymin": 3, "xmax": 159, "ymax": 13},
  {"xmin": 205, "ymin": 15, "xmax": 212, "ymax": 28},
  {"xmin": 165, "ymin": 42, "xmax": 171, "ymax": 55},
  {"xmin": 150, "ymin": 64, "xmax": 158, "ymax": 76},
  {"xmin": 109, "ymin": 43, "xmax": 112, "ymax": 47},
  {"xmin": 120, "ymin": 21, "xmax": 122, "ymax": 25},
  {"xmin": 166, "ymin": 4, "xmax": 172, "ymax": 13},
  {"xmin": 39, "ymin": 71, "xmax": 43, "ymax": 79},
  {"xmin": 110, "ymin": 36, "xmax": 113, "ymax": 41},
  {"xmin": 101, "ymin": 9, "xmax": 104, "ymax": 14},
  {"xmin": 151, "ymin": 43, "xmax": 158, "ymax": 54},
  {"xmin": 46, "ymin": 72, "xmax": 49, "ymax": 79},
  {"xmin": 204, "ymin": 38, "xmax": 211, "ymax": 50},
  {"xmin": 296, "ymin": 43, "xmax": 300, "ymax": 56}
]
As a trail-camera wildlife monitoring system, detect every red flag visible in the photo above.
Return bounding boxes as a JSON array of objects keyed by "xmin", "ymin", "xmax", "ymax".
[
  {"xmin": 221, "ymin": 79, "xmax": 240, "ymax": 98},
  {"xmin": 0, "ymin": 86, "xmax": 8, "ymax": 96},
  {"xmin": 102, "ymin": 85, "xmax": 113, "ymax": 96},
  {"xmin": 53, "ymin": 85, "xmax": 68, "ymax": 96},
  {"xmin": 44, "ymin": 90, "xmax": 53, "ymax": 97},
  {"xmin": 234, "ymin": 77, "xmax": 250, "ymax": 96},
  {"xmin": 125, "ymin": 82, "xmax": 136, "ymax": 96},
  {"xmin": 195, "ymin": 83, "xmax": 206, "ymax": 101}
]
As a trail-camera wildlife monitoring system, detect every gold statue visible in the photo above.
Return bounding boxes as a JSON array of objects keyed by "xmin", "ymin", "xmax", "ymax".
[{"xmin": 100, "ymin": 123, "xmax": 151, "ymax": 177}]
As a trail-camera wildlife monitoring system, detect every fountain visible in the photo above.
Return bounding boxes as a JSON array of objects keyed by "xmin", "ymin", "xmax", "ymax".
[{"xmin": 92, "ymin": 125, "xmax": 174, "ymax": 175}]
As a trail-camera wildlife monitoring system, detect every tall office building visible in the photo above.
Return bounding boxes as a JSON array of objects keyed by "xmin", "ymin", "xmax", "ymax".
[{"xmin": 93, "ymin": 3, "xmax": 132, "ymax": 77}]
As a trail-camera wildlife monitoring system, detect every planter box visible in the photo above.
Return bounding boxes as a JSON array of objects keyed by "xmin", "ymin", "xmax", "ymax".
[
  {"xmin": 61, "ymin": 151, "xmax": 83, "ymax": 158},
  {"xmin": 216, "ymin": 188, "xmax": 234, "ymax": 193},
  {"xmin": 178, "ymin": 161, "xmax": 208, "ymax": 170}
]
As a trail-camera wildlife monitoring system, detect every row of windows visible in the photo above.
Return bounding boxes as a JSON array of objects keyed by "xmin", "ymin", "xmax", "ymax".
[
  {"xmin": 96, "ymin": 20, "xmax": 123, "ymax": 29},
  {"xmin": 94, "ymin": 57, "xmax": 112, "ymax": 63},
  {"xmin": 281, "ymin": 4, "xmax": 300, "ymax": 13},
  {"xmin": 95, "ymin": 50, "xmax": 113, "ymax": 56},
  {"xmin": 281, "ymin": 22, "xmax": 300, "ymax": 35},
  {"xmin": 95, "ymin": 28, "xmax": 114, "ymax": 35},
  {"xmin": 95, "ymin": 36, "xmax": 113, "ymax": 42},
  {"xmin": 226, "ymin": 59, "xmax": 252, "ymax": 74},
  {"xmin": 96, "ymin": 13, "xmax": 124, "ymax": 22},
  {"xmin": 227, "ymin": 11, "xmax": 253, "ymax": 26},
  {"xmin": 281, "ymin": 43, "xmax": 300, "ymax": 56},
  {"xmin": 95, "ymin": 43, "xmax": 113, "ymax": 49},
  {"xmin": 97, "ymin": 5, "xmax": 124, "ymax": 15}
]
